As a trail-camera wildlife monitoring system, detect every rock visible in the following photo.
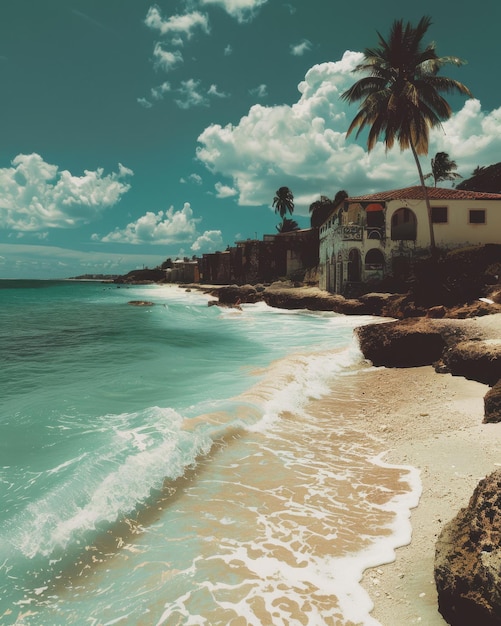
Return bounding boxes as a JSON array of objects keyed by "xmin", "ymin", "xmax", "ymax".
[
  {"xmin": 427, "ymin": 305, "xmax": 447, "ymax": 318},
  {"xmin": 435, "ymin": 469, "xmax": 501, "ymax": 626},
  {"xmin": 217, "ymin": 284, "xmax": 261, "ymax": 305},
  {"xmin": 442, "ymin": 340, "xmax": 501, "ymax": 386},
  {"xmin": 355, "ymin": 319, "xmax": 447, "ymax": 367},
  {"xmin": 484, "ymin": 379, "xmax": 501, "ymax": 423},
  {"xmin": 128, "ymin": 300, "xmax": 155, "ymax": 306}
]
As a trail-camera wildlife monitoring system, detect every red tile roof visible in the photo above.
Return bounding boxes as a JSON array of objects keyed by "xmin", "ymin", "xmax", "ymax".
[{"xmin": 348, "ymin": 186, "xmax": 501, "ymax": 202}]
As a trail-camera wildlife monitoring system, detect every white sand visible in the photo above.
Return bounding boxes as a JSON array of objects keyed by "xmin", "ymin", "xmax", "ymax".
[{"xmin": 358, "ymin": 359, "xmax": 501, "ymax": 625}]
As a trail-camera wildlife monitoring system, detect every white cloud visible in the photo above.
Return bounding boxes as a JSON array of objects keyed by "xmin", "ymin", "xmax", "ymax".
[
  {"xmin": 224, "ymin": 44, "xmax": 233, "ymax": 56},
  {"xmin": 151, "ymin": 81, "xmax": 171, "ymax": 100},
  {"xmin": 191, "ymin": 230, "xmax": 223, "ymax": 252},
  {"xmin": 199, "ymin": 0, "xmax": 267, "ymax": 22},
  {"xmin": 214, "ymin": 182, "xmax": 237, "ymax": 198},
  {"xmin": 0, "ymin": 154, "xmax": 132, "ymax": 231},
  {"xmin": 250, "ymin": 83, "xmax": 267, "ymax": 99},
  {"xmin": 208, "ymin": 83, "xmax": 229, "ymax": 98},
  {"xmin": 196, "ymin": 50, "xmax": 494, "ymax": 213},
  {"xmin": 145, "ymin": 8, "xmax": 209, "ymax": 38},
  {"xmin": 96, "ymin": 202, "xmax": 201, "ymax": 245},
  {"xmin": 153, "ymin": 44, "xmax": 183, "ymax": 71},
  {"xmin": 137, "ymin": 97, "xmax": 153, "ymax": 108},
  {"xmin": 180, "ymin": 173, "xmax": 203, "ymax": 185},
  {"xmin": 290, "ymin": 39, "xmax": 312, "ymax": 56},
  {"xmin": 175, "ymin": 79, "xmax": 209, "ymax": 109}
]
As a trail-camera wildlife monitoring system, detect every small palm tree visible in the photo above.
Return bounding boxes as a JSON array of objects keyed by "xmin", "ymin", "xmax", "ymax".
[
  {"xmin": 276, "ymin": 217, "xmax": 300, "ymax": 233},
  {"xmin": 341, "ymin": 16, "xmax": 472, "ymax": 254},
  {"xmin": 425, "ymin": 152, "xmax": 462, "ymax": 186},
  {"xmin": 272, "ymin": 187, "xmax": 294, "ymax": 220},
  {"xmin": 309, "ymin": 190, "xmax": 348, "ymax": 228}
]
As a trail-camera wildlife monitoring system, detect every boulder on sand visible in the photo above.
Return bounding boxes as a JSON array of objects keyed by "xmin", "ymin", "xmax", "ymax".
[
  {"xmin": 355, "ymin": 319, "xmax": 448, "ymax": 367},
  {"xmin": 435, "ymin": 469, "xmax": 501, "ymax": 626}
]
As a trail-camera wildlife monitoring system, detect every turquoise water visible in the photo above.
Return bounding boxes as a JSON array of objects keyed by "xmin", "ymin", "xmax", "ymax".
[{"xmin": 0, "ymin": 280, "xmax": 419, "ymax": 625}]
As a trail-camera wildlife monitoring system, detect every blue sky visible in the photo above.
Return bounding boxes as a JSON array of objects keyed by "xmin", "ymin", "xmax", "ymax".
[{"xmin": 1, "ymin": 0, "xmax": 500, "ymax": 278}]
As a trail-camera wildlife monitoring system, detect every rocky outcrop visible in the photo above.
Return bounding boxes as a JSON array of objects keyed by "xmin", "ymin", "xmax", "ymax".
[
  {"xmin": 435, "ymin": 469, "xmax": 501, "ymax": 626},
  {"xmin": 354, "ymin": 319, "xmax": 455, "ymax": 367},
  {"xmin": 484, "ymin": 379, "xmax": 501, "ymax": 423},
  {"xmin": 442, "ymin": 340, "xmax": 501, "ymax": 386},
  {"xmin": 217, "ymin": 284, "xmax": 262, "ymax": 305}
]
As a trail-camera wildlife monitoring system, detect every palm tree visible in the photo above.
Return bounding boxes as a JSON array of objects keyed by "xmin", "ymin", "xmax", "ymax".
[
  {"xmin": 309, "ymin": 190, "xmax": 348, "ymax": 228},
  {"xmin": 276, "ymin": 217, "xmax": 300, "ymax": 233},
  {"xmin": 272, "ymin": 187, "xmax": 294, "ymax": 220},
  {"xmin": 425, "ymin": 151, "xmax": 462, "ymax": 186},
  {"xmin": 341, "ymin": 16, "xmax": 472, "ymax": 254},
  {"xmin": 309, "ymin": 196, "xmax": 333, "ymax": 228}
]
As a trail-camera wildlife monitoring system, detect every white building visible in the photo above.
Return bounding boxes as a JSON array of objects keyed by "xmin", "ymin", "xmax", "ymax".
[{"xmin": 319, "ymin": 186, "xmax": 501, "ymax": 294}]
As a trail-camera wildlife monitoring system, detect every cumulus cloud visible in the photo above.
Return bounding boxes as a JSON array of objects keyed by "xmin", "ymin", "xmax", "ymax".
[
  {"xmin": 175, "ymin": 79, "xmax": 209, "ymax": 109},
  {"xmin": 214, "ymin": 181, "xmax": 237, "ymax": 198},
  {"xmin": 199, "ymin": 0, "xmax": 268, "ymax": 22},
  {"xmin": 95, "ymin": 202, "xmax": 201, "ymax": 245},
  {"xmin": 153, "ymin": 44, "xmax": 183, "ymax": 71},
  {"xmin": 0, "ymin": 154, "xmax": 132, "ymax": 231},
  {"xmin": 196, "ymin": 50, "xmax": 495, "ymax": 212},
  {"xmin": 180, "ymin": 173, "xmax": 203, "ymax": 185},
  {"xmin": 290, "ymin": 39, "xmax": 312, "ymax": 56},
  {"xmin": 145, "ymin": 8, "xmax": 209, "ymax": 39},
  {"xmin": 191, "ymin": 229, "xmax": 223, "ymax": 252}
]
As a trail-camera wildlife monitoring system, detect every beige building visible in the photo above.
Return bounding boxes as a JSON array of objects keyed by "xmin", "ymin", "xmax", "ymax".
[{"xmin": 319, "ymin": 186, "xmax": 501, "ymax": 294}]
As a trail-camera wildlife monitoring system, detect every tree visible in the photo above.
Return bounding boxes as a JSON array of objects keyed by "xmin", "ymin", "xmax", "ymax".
[
  {"xmin": 309, "ymin": 190, "xmax": 348, "ymax": 228},
  {"xmin": 457, "ymin": 162, "xmax": 501, "ymax": 193},
  {"xmin": 309, "ymin": 196, "xmax": 333, "ymax": 228},
  {"xmin": 276, "ymin": 217, "xmax": 300, "ymax": 233},
  {"xmin": 341, "ymin": 16, "xmax": 472, "ymax": 254},
  {"xmin": 272, "ymin": 186, "xmax": 294, "ymax": 220},
  {"xmin": 425, "ymin": 151, "xmax": 462, "ymax": 186}
]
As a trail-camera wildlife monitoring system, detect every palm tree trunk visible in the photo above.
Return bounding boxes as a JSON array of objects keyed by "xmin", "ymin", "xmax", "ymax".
[{"xmin": 410, "ymin": 141, "xmax": 436, "ymax": 255}]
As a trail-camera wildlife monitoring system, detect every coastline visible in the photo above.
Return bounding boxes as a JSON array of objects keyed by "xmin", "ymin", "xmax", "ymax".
[{"xmin": 355, "ymin": 362, "xmax": 501, "ymax": 624}]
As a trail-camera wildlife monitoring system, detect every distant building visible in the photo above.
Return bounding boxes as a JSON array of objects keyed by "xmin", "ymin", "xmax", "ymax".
[
  {"xmin": 319, "ymin": 186, "xmax": 501, "ymax": 294},
  {"xmin": 165, "ymin": 259, "xmax": 200, "ymax": 283},
  {"xmin": 198, "ymin": 229, "xmax": 319, "ymax": 285}
]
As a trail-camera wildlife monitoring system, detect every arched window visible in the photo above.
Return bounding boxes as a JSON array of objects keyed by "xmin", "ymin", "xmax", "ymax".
[
  {"xmin": 391, "ymin": 207, "xmax": 417, "ymax": 240},
  {"xmin": 365, "ymin": 248, "xmax": 385, "ymax": 269}
]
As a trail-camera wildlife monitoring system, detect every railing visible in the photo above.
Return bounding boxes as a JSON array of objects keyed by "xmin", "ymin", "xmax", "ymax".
[{"xmin": 337, "ymin": 225, "xmax": 363, "ymax": 241}]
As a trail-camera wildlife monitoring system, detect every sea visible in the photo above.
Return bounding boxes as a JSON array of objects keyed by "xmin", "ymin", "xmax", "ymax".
[{"xmin": 0, "ymin": 279, "xmax": 421, "ymax": 626}]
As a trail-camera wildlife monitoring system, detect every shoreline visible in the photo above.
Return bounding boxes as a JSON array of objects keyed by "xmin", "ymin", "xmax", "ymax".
[{"xmin": 356, "ymin": 364, "xmax": 501, "ymax": 625}]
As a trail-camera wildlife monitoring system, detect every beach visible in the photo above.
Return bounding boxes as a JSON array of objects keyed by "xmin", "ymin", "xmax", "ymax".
[{"xmin": 353, "ymin": 314, "xmax": 501, "ymax": 625}]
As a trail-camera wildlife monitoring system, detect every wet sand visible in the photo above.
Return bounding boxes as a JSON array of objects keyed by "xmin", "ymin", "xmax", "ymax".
[{"xmin": 354, "ymin": 325, "xmax": 501, "ymax": 625}]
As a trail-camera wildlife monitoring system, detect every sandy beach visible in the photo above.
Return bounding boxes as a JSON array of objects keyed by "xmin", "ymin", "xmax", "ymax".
[{"xmin": 356, "ymin": 314, "xmax": 501, "ymax": 625}]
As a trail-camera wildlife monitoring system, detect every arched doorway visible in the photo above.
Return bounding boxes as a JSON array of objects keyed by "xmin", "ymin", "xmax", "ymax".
[
  {"xmin": 391, "ymin": 207, "xmax": 417, "ymax": 240},
  {"xmin": 347, "ymin": 248, "xmax": 361, "ymax": 282}
]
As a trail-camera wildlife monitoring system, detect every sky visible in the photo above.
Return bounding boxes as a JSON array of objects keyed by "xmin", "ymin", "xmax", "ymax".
[{"xmin": 1, "ymin": 0, "xmax": 500, "ymax": 279}]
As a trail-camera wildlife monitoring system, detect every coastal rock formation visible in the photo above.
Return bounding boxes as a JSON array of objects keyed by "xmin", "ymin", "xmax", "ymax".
[
  {"xmin": 354, "ymin": 319, "xmax": 449, "ymax": 367},
  {"xmin": 128, "ymin": 300, "xmax": 155, "ymax": 306},
  {"xmin": 435, "ymin": 469, "xmax": 501, "ymax": 626},
  {"xmin": 442, "ymin": 340, "xmax": 501, "ymax": 386},
  {"xmin": 217, "ymin": 284, "xmax": 261, "ymax": 305},
  {"xmin": 484, "ymin": 379, "xmax": 501, "ymax": 423}
]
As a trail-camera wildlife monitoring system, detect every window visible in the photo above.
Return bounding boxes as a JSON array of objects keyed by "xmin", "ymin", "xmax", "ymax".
[
  {"xmin": 469, "ymin": 209, "xmax": 486, "ymax": 224},
  {"xmin": 431, "ymin": 206, "xmax": 448, "ymax": 223},
  {"xmin": 390, "ymin": 207, "xmax": 417, "ymax": 240}
]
